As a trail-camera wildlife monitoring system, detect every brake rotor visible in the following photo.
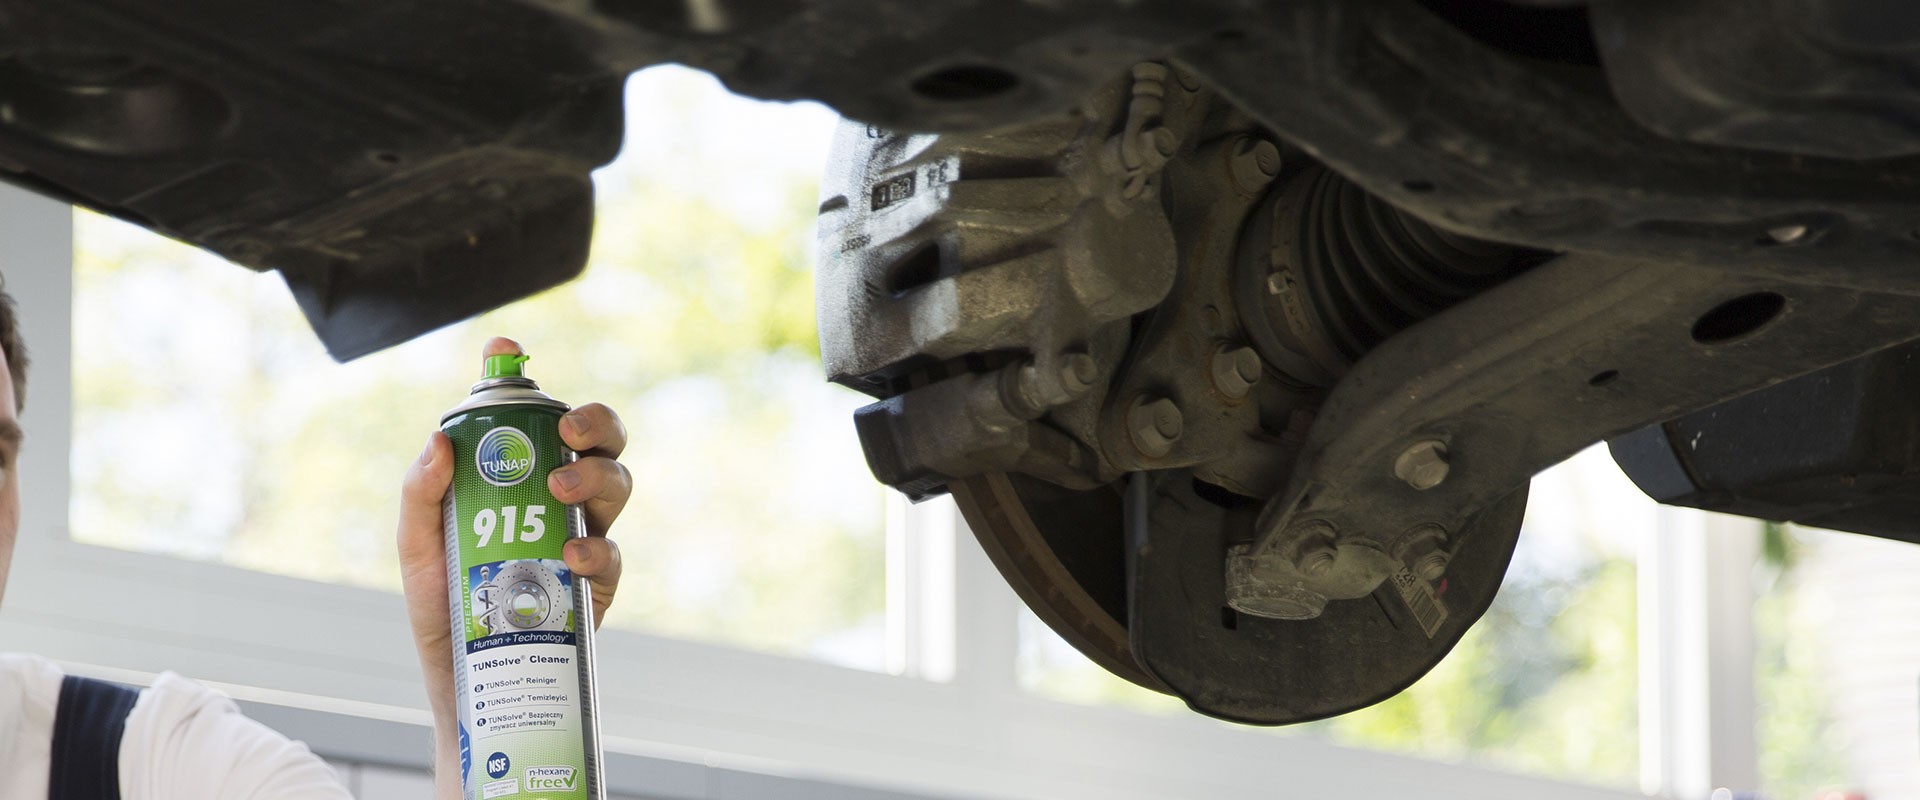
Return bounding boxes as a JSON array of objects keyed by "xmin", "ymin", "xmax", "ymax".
[
  {"xmin": 951, "ymin": 472, "xmax": 1162, "ymax": 691},
  {"xmin": 953, "ymin": 468, "xmax": 1528, "ymax": 723},
  {"xmin": 474, "ymin": 560, "xmax": 569, "ymax": 634}
]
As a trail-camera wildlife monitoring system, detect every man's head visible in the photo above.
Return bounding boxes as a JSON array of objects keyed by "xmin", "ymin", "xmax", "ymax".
[
  {"xmin": 0, "ymin": 279, "xmax": 24, "ymax": 606},
  {"xmin": 1, "ymin": 280, "xmax": 22, "ymax": 413}
]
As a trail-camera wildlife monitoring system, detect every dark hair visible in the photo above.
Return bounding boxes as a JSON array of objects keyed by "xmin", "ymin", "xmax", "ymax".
[{"xmin": 0, "ymin": 279, "xmax": 25, "ymax": 411}]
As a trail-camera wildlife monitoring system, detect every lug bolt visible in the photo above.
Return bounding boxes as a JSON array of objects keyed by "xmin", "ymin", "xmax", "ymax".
[
  {"xmin": 1211, "ymin": 346, "xmax": 1263, "ymax": 400},
  {"xmin": 1394, "ymin": 440, "xmax": 1451, "ymax": 490},
  {"xmin": 1128, "ymin": 397, "xmax": 1184, "ymax": 458}
]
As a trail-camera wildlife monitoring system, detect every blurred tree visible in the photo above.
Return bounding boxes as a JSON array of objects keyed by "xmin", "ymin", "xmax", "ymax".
[{"xmin": 1754, "ymin": 526, "xmax": 1852, "ymax": 799}]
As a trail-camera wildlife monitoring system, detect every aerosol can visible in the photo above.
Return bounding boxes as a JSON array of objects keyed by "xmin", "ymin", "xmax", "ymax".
[{"xmin": 442, "ymin": 353, "xmax": 604, "ymax": 800}]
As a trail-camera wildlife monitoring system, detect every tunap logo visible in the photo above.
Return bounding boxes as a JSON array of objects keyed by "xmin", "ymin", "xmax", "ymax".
[{"xmin": 476, "ymin": 427, "xmax": 535, "ymax": 487}]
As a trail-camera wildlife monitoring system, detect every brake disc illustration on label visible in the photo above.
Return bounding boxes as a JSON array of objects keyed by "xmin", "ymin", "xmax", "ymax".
[{"xmin": 471, "ymin": 560, "xmax": 570, "ymax": 634}]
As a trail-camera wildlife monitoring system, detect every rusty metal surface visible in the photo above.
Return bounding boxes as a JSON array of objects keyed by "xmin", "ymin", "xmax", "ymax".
[{"xmin": 951, "ymin": 473, "xmax": 1161, "ymax": 692}]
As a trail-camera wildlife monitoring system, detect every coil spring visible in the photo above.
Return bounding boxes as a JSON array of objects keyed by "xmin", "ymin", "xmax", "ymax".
[{"xmin": 1297, "ymin": 167, "xmax": 1547, "ymax": 362}]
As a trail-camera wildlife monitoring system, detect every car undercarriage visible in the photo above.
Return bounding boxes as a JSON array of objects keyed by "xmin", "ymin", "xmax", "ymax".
[{"xmin": 9, "ymin": 0, "xmax": 1920, "ymax": 724}]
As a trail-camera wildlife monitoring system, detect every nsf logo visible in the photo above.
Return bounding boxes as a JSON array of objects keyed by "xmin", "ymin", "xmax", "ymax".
[
  {"xmin": 486, "ymin": 751, "xmax": 511, "ymax": 779},
  {"xmin": 476, "ymin": 427, "xmax": 535, "ymax": 487}
]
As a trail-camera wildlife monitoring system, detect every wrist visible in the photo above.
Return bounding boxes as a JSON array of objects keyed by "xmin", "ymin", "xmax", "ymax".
[
  {"xmin": 432, "ymin": 723, "xmax": 464, "ymax": 800},
  {"xmin": 430, "ymin": 706, "xmax": 461, "ymax": 751}
]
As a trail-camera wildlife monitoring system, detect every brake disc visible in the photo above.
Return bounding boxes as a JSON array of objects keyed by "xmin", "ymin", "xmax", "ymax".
[{"xmin": 473, "ymin": 560, "xmax": 570, "ymax": 635}]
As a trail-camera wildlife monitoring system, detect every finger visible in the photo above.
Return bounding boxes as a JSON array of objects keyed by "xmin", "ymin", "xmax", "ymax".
[
  {"xmin": 564, "ymin": 536, "xmax": 622, "ymax": 579},
  {"xmin": 398, "ymin": 431, "xmax": 458, "ymax": 687},
  {"xmin": 549, "ymin": 456, "xmax": 632, "ymax": 537},
  {"xmin": 559, "ymin": 402, "xmax": 627, "ymax": 459},
  {"xmin": 482, "ymin": 337, "xmax": 524, "ymax": 359},
  {"xmin": 398, "ymin": 432, "xmax": 455, "ymax": 567},
  {"xmin": 563, "ymin": 537, "xmax": 622, "ymax": 627}
]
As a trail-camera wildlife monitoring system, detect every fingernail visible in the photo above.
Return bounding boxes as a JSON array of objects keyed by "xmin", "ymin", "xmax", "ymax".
[
  {"xmin": 418, "ymin": 434, "xmax": 436, "ymax": 466},
  {"xmin": 564, "ymin": 412, "xmax": 589, "ymax": 437},
  {"xmin": 553, "ymin": 468, "xmax": 582, "ymax": 493},
  {"xmin": 565, "ymin": 539, "xmax": 588, "ymax": 562}
]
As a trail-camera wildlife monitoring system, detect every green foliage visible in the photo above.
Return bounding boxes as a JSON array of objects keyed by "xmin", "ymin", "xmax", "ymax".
[
  {"xmin": 1309, "ymin": 557, "xmax": 1638, "ymax": 784},
  {"xmin": 1754, "ymin": 526, "xmax": 1850, "ymax": 798},
  {"xmin": 1761, "ymin": 520, "xmax": 1795, "ymax": 571}
]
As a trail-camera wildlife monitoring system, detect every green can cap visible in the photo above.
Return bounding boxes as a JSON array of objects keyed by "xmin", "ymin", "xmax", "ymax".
[{"xmin": 483, "ymin": 353, "xmax": 531, "ymax": 379}]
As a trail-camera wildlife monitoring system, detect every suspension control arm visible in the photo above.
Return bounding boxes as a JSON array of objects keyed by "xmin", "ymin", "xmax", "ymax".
[{"xmin": 1232, "ymin": 252, "xmax": 1920, "ymax": 619}]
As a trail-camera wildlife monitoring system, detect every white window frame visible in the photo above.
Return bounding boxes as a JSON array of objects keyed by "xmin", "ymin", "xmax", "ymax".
[
  {"xmin": 0, "ymin": 182, "xmax": 1767, "ymax": 798},
  {"xmin": 1638, "ymin": 507, "xmax": 1763, "ymax": 795}
]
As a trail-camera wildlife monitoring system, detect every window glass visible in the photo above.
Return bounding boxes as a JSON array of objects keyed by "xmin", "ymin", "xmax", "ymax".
[
  {"xmin": 1017, "ymin": 445, "xmax": 1642, "ymax": 787},
  {"xmin": 70, "ymin": 65, "xmax": 888, "ymax": 670},
  {"xmin": 1755, "ymin": 523, "xmax": 1920, "ymax": 797}
]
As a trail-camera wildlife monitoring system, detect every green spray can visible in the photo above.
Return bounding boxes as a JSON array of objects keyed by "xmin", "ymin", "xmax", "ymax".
[{"xmin": 442, "ymin": 353, "xmax": 604, "ymax": 800}]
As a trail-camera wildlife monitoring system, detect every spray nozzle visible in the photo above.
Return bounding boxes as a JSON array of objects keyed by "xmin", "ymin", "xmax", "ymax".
[{"xmin": 483, "ymin": 353, "xmax": 531, "ymax": 379}]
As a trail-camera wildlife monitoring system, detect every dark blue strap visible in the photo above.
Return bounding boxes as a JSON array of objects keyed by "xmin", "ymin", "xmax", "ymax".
[{"xmin": 50, "ymin": 674, "xmax": 139, "ymax": 800}]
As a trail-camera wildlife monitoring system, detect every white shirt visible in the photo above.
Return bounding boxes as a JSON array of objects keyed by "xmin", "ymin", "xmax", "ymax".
[{"xmin": 0, "ymin": 653, "xmax": 352, "ymax": 799}]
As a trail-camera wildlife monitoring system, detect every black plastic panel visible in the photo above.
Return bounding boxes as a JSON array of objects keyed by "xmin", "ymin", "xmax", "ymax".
[{"xmin": 1612, "ymin": 342, "xmax": 1920, "ymax": 544}]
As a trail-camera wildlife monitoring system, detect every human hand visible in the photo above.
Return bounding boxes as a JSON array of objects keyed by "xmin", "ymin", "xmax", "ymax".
[{"xmin": 396, "ymin": 337, "xmax": 630, "ymax": 798}]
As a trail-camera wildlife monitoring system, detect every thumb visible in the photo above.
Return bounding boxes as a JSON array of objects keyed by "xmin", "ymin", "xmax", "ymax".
[{"xmin": 398, "ymin": 432, "xmax": 454, "ymax": 565}]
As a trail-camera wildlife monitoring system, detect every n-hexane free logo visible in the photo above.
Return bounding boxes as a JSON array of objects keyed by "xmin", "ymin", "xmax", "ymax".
[
  {"xmin": 476, "ymin": 427, "xmax": 536, "ymax": 487},
  {"xmin": 525, "ymin": 766, "xmax": 578, "ymax": 791}
]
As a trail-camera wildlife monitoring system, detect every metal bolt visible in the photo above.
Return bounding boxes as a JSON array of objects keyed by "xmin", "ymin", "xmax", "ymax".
[
  {"xmin": 1393, "ymin": 440, "xmax": 1450, "ymax": 490},
  {"xmin": 1131, "ymin": 61, "xmax": 1169, "ymax": 88},
  {"xmin": 1298, "ymin": 545, "xmax": 1335, "ymax": 576},
  {"xmin": 1767, "ymin": 224, "xmax": 1808, "ymax": 245},
  {"xmin": 1152, "ymin": 400, "xmax": 1182, "ymax": 436},
  {"xmin": 1147, "ymin": 126, "xmax": 1178, "ymax": 158},
  {"xmin": 1128, "ymin": 397, "xmax": 1183, "ymax": 458},
  {"xmin": 1002, "ymin": 362, "xmax": 1047, "ymax": 419},
  {"xmin": 1399, "ymin": 524, "xmax": 1451, "ymax": 582},
  {"xmin": 1289, "ymin": 520, "xmax": 1338, "ymax": 577},
  {"xmin": 1060, "ymin": 353, "xmax": 1099, "ymax": 395},
  {"xmin": 1210, "ymin": 346, "xmax": 1263, "ymax": 400},
  {"xmin": 1228, "ymin": 138, "xmax": 1281, "ymax": 195},
  {"xmin": 1234, "ymin": 351, "xmax": 1262, "ymax": 384},
  {"xmin": 1016, "ymin": 363, "xmax": 1042, "ymax": 401}
]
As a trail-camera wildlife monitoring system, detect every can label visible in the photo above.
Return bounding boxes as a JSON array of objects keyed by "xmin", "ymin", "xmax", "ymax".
[{"xmin": 444, "ymin": 403, "xmax": 592, "ymax": 800}]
